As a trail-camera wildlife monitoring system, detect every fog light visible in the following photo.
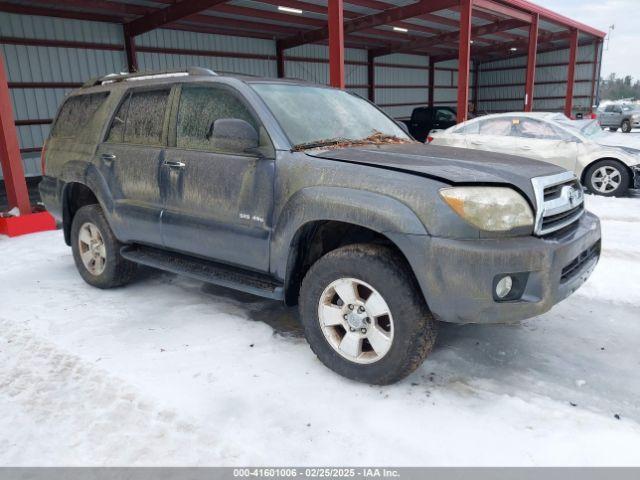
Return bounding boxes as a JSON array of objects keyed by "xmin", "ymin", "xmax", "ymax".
[{"xmin": 495, "ymin": 276, "xmax": 513, "ymax": 299}]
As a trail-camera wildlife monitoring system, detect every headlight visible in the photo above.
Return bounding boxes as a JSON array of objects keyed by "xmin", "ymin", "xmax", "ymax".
[{"xmin": 439, "ymin": 187, "xmax": 534, "ymax": 232}]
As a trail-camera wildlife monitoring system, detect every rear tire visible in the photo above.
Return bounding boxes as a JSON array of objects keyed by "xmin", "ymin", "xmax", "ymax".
[
  {"xmin": 299, "ymin": 243, "xmax": 437, "ymax": 385},
  {"xmin": 71, "ymin": 204, "xmax": 137, "ymax": 288},
  {"xmin": 621, "ymin": 120, "xmax": 632, "ymax": 133},
  {"xmin": 584, "ymin": 160, "xmax": 630, "ymax": 197}
]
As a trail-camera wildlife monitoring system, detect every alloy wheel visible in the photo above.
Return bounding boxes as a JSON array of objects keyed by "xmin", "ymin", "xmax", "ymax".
[
  {"xmin": 317, "ymin": 277, "xmax": 394, "ymax": 364},
  {"xmin": 591, "ymin": 166, "xmax": 622, "ymax": 194},
  {"xmin": 78, "ymin": 222, "xmax": 107, "ymax": 275}
]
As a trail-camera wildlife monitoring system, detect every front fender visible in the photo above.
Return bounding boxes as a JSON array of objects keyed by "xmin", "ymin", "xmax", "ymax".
[{"xmin": 270, "ymin": 186, "xmax": 429, "ymax": 280}]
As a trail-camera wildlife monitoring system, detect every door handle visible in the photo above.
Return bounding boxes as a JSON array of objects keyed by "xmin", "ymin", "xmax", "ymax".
[
  {"xmin": 101, "ymin": 153, "xmax": 116, "ymax": 164},
  {"xmin": 164, "ymin": 160, "xmax": 186, "ymax": 169},
  {"xmin": 470, "ymin": 140, "xmax": 483, "ymax": 145},
  {"xmin": 520, "ymin": 145, "xmax": 532, "ymax": 150}
]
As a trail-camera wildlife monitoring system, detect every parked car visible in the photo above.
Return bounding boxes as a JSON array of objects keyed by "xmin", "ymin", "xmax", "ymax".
[
  {"xmin": 597, "ymin": 103, "xmax": 640, "ymax": 133},
  {"xmin": 402, "ymin": 106, "xmax": 457, "ymax": 142},
  {"xmin": 40, "ymin": 69, "xmax": 601, "ymax": 385},
  {"xmin": 430, "ymin": 112, "xmax": 640, "ymax": 197}
]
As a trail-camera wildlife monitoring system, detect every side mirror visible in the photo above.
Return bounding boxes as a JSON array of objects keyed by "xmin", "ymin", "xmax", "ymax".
[{"xmin": 210, "ymin": 118, "xmax": 259, "ymax": 153}]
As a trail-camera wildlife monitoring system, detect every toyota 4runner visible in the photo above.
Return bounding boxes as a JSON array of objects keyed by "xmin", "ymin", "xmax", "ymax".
[{"xmin": 40, "ymin": 68, "xmax": 602, "ymax": 385}]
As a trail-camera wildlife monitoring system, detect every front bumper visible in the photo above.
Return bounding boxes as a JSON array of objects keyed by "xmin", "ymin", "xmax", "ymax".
[{"xmin": 409, "ymin": 212, "xmax": 601, "ymax": 324}]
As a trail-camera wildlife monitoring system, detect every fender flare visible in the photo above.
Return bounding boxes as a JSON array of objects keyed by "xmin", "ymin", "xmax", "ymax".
[{"xmin": 270, "ymin": 186, "xmax": 429, "ymax": 280}]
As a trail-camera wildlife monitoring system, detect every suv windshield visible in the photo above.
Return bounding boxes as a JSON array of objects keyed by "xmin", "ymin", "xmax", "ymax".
[{"xmin": 251, "ymin": 83, "xmax": 410, "ymax": 148}]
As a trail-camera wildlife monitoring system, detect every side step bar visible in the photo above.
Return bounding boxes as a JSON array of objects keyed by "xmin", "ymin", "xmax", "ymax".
[{"xmin": 121, "ymin": 245, "xmax": 284, "ymax": 300}]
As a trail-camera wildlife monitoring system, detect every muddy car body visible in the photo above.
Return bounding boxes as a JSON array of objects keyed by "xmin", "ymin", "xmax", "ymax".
[{"xmin": 40, "ymin": 69, "xmax": 602, "ymax": 384}]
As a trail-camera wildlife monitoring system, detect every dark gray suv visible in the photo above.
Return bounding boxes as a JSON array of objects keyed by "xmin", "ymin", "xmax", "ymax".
[{"xmin": 40, "ymin": 68, "xmax": 601, "ymax": 384}]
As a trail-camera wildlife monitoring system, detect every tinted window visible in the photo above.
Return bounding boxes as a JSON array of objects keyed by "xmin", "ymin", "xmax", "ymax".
[
  {"xmin": 123, "ymin": 89, "xmax": 170, "ymax": 145},
  {"xmin": 51, "ymin": 92, "xmax": 109, "ymax": 138},
  {"xmin": 411, "ymin": 108, "xmax": 431, "ymax": 124},
  {"xmin": 106, "ymin": 93, "xmax": 130, "ymax": 143},
  {"xmin": 176, "ymin": 85, "xmax": 271, "ymax": 155},
  {"xmin": 605, "ymin": 105, "xmax": 615, "ymax": 112},
  {"xmin": 435, "ymin": 108, "xmax": 456, "ymax": 122}
]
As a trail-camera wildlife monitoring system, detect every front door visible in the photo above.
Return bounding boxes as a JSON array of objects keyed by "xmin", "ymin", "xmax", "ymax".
[
  {"xmin": 160, "ymin": 84, "xmax": 275, "ymax": 272},
  {"xmin": 96, "ymin": 87, "xmax": 172, "ymax": 245},
  {"xmin": 512, "ymin": 118, "xmax": 579, "ymax": 172}
]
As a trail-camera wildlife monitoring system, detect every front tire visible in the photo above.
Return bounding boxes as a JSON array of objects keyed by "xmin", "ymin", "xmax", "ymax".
[
  {"xmin": 621, "ymin": 120, "xmax": 632, "ymax": 133},
  {"xmin": 299, "ymin": 243, "xmax": 437, "ymax": 385},
  {"xmin": 71, "ymin": 204, "xmax": 137, "ymax": 288},
  {"xmin": 584, "ymin": 160, "xmax": 630, "ymax": 197}
]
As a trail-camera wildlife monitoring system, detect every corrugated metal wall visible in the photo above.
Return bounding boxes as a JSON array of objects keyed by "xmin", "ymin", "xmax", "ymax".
[{"xmin": 477, "ymin": 42, "xmax": 599, "ymax": 114}]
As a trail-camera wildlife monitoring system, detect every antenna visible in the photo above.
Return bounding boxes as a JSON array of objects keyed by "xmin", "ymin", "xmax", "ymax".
[{"xmin": 605, "ymin": 24, "xmax": 615, "ymax": 51}]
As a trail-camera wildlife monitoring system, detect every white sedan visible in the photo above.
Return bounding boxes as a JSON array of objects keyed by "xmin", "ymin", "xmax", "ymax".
[{"xmin": 430, "ymin": 112, "xmax": 640, "ymax": 196}]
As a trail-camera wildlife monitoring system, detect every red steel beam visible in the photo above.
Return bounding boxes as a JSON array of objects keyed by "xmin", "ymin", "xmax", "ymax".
[
  {"xmin": 371, "ymin": 18, "xmax": 527, "ymax": 57},
  {"xmin": 0, "ymin": 53, "xmax": 30, "ymax": 214},
  {"xmin": 500, "ymin": 0, "xmax": 606, "ymax": 38},
  {"xmin": 328, "ymin": 0, "xmax": 345, "ymax": 88},
  {"xmin": 124, "ymin": 0, "xmax": 230, "ymax": 38},
  {"xmin": 524, "ymin": 13, "xmax": 538, "ymax": 111},
  {"xmin": 473, "ymin": 0, "xmax": 532, "ymax": 23},
  {"xmin": 564, "ymin": 28, "xmax": 579, "ymax": 117},
  {"xmin": 589, "ymin": 39, "xmax": 601, "ymax": 112},
  {"xmin": 457, "ymin": 0, "xmax": 472, "ymax": 123},
  {"xmin": 0, "ymin": 2, "xmax": 124, "ymax": 23},
  {"xmin": 280, "ymin": 0, "xmax": 458, "ymax": 50}
]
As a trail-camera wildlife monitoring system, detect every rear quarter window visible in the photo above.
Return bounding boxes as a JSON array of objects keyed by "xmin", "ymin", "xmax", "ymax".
[{"xmin": 51, "ymin": 92, "xmax": 109, "ymax": 138}]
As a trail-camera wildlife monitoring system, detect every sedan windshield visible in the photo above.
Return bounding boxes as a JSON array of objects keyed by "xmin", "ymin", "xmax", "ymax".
[{"xmin": 250, "ymin": 83, "xmax": 410, "ymax": 148}]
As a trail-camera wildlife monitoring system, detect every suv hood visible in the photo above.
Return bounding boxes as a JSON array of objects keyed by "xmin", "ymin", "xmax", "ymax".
[{"xmin": 307, "ymin": 143, "xmax": 565, "ymax": 202}]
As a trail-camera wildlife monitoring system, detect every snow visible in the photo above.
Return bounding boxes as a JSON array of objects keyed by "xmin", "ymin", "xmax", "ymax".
[{"xmin": 1, "ymin": 195, "xmax": 640, "ymax": 466}]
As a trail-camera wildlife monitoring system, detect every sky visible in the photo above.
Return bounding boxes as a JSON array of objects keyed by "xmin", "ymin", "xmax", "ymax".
[{"xmin": 532, "ymin": 0, "xmax": 638, "ymax": 79}]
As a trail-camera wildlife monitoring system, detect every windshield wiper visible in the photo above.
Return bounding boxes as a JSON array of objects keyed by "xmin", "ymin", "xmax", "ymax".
[{"xmin": 292, "ymin": 137, "xmax": 354, "ymax": 151}]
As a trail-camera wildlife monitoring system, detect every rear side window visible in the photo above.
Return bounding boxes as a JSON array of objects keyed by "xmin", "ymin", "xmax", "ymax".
[
  {"xmin": 435, "ymin": 108, "xmax": 456, "ymax": 122},
  {"xmin": 106, "ymin": 89, "xmax": 170, "ymax": 145},
  {"xmin": 51, "ymin": 92, "xmax": 109, "ymax": 138}
]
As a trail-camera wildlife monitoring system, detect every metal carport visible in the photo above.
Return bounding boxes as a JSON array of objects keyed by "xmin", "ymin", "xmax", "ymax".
[{"xmin": 0, "ymin": 0, "xmax": 606, "ymax": 228}]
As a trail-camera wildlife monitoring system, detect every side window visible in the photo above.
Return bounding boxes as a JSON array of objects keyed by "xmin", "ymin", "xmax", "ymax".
[
  {"xmin": 604, "ymin": 105, "xmax": 614, "ymax": 113},
  {"xmin": 124, "ymin": 89, "xmax": 170, "ymax": 145},
  {"xmin": 106, "ymin": 93, "xmax": 130, "ymax": 143},
  {"xmin": 478, "ymin": 118, "xmax": 515, "ymax": 136},
  {"xmin": 435, "ymin": 108, "xmax": 456, "ymax": 122},
  {"xmin": 176, "ymin": 85, "xmax": 272, "ymax": 155},
  {"xmin": 515, "ymin": 119, "xmax": 561, "ymax": 140},
  {"xmin": 51, "ymin": 92, "xmax": 109, "ymax": 138},
  {"xmin": 411, "ymin": 108, "xmax": 430, "ymax": 124}
]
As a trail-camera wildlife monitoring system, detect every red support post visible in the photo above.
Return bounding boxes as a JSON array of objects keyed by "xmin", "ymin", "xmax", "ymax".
[
  {"xmin": 456, "ymin": 0, "xmax": 472, "ymax": 123},
  {"xmin": 524, "ymin": 13, "xmax": 539, "ymax": 111},
  {"xmin": 328, "ymin": 0, "xmax": 345, "ymax": 89},
  {"xmin": 276, "ymin": 40, "xmax": 285, "ymax": 78},
  {"xmin": 428, "ymin": 58, "xmax": 435, "ymax": 107},
  {"xmin": 124, "ymin": 34, "xmax": 138, "ymax": 73},
  {"xmin": 564, "ymin": 28, "xmax": 579, "ymax": 118},
  {"xmin": 0, "ymin": 52, "xmax": 30, "ymax": 215}
]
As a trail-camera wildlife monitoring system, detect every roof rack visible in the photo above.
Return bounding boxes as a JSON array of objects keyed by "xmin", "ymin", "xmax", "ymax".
[{"xmin": 81, "ymin": 67, "xmax": 217, "ymax": 88}]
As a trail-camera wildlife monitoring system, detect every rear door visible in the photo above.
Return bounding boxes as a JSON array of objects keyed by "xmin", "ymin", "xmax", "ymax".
[
  {"xmin": 160, "ymin": 83, "xmax": 275, "ymax": 272},
  {"xmin": 96, "ymin": 87, "xmax": 173, "ymax": 245}
]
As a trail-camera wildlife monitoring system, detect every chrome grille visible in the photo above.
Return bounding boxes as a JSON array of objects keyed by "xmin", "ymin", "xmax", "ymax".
[{"xmin": 531, "ymin": 171, "xmax": 585, "ymax": 236}]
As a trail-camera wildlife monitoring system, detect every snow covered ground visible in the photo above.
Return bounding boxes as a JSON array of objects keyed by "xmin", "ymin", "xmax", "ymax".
[{"xmin": 1, "ymin": 195, "xmax": 639, "ymax": 466}]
